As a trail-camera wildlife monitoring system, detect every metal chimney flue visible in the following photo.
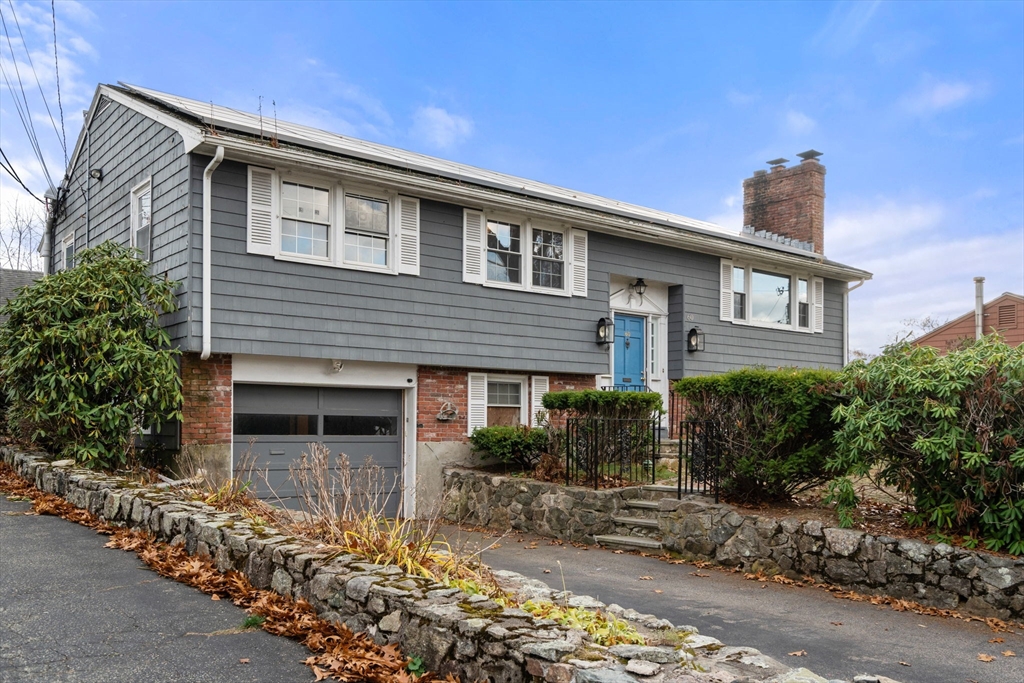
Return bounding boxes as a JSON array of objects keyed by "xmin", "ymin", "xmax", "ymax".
[{"xmin": 974, "ymin": 277, "xmax": 985, "ymax": 340}]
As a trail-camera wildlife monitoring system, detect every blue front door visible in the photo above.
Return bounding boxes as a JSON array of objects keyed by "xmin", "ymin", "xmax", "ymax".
[{"xmin": 614, "ymin": 314, "xmax": 646, "ymax": 387}]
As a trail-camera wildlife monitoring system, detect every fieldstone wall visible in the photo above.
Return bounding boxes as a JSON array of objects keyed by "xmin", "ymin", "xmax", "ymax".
[{"xmin": 445, "ymin": 468, "xmax": 1024, "ymax": 621}]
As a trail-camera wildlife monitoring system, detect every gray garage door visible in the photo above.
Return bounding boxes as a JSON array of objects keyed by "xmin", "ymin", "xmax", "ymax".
[{"xmin": 232, "ymin": 384, "xmax": 403, "ymax": 516}]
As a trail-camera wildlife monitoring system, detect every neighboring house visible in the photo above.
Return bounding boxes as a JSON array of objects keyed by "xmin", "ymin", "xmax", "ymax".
[
  {"xmin": 912, "ymin": 291, "xmax": 1023, "ymax": 352},
  {"xmin": 42, "ymin": 83, "xmax": 871, "ymax": 514},
  {"xmin": 0, "ymin": 268, "xmax": 42, "ymax": 325}
]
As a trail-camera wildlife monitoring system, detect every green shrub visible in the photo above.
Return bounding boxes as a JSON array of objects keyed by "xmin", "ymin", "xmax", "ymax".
[
  {"xmin": 468, "ymin": 424, "xmax": 549, "ymax": 469},
  {"xmin": 673, "ymin": 367, "xmax": 841, "ymax": 503},
  {"xmin": 0, "ymin": 241, "xmax": 182, "ymax": 469},
  {"xmin": 828, "ymin": 337, "xmax": 1024, "ymax": 553},
  {"xmin": 542, "ymin": 390, "xmax": 663, "ymax": 420}
]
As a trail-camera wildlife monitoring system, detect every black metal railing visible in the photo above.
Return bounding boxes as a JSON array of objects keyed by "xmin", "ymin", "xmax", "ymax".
[
  {"xmin": 566, "ymin": 417, "xmax": 661, "ymax": 489},
  {"xmin": 600, "ymin": 384, "xmax": 650, "ymax": 392},
  {"xmin": 678, "ymin": 420, "xmax": 721, "ymax": 502}
]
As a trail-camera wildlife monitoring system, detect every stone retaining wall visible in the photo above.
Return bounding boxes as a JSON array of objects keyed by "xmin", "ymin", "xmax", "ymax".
[{"xmin": 445, "ymin": 468, "xmax": 1024, "ymax": 621}]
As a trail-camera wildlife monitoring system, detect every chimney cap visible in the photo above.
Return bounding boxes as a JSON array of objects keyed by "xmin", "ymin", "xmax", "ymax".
[
  {"xmin": 766, "ymin": 158, "xmax": 789, "ymax": 167},
  {"xmin": 797, "ymin": 149, "xmax": 823, "ymax": 161}
]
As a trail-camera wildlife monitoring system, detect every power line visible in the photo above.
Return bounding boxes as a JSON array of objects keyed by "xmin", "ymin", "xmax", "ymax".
[
  {"xmin": 5, "ymin": 0, "xmax": 65, "ymax": 163},
  {"xmin": 50, "ymin": 0, "xmax": 66, "ymax": 167},
  {"xmin": 0, "ymin": 146, "xmax": 44, "ymax": 202},
  {"xmin": 0, "ymin": 5, "xmax": 55, "ymax": 192}
]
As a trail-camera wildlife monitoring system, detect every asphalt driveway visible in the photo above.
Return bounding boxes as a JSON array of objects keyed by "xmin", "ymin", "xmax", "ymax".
[
  {"xmin": 445, "ymin": 526, "xmax": 1024, "ymax": 683},
  {"xmin": 0, "ymin": 496, "xmax": 313, "ymax": 683}
]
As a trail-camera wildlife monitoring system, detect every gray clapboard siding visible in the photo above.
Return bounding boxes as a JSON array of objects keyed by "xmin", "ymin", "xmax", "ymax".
[
  {"xmin": 189, "ymin": 156, "xmax": 845, "ymax": 374},
  {"xmin": 51, "ymin": 98, "xmax": 192, "ymax": 341}
]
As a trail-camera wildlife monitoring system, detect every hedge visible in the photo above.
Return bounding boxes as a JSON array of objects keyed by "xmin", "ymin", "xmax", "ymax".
[
  {"xmin": 468, "ymin": 425, "xmax": 549, "ymax": 470},
  {"xmin": 541, "ymin": 390, "xmax": 663, "ymax": 420},
  {"xmin": 673, "ymin": 368, "xmax": 841, "ymax": 503}
]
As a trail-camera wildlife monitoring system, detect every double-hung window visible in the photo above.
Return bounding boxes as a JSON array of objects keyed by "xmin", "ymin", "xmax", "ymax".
[
  {"xmin": 281, "ymin": 181, "xmax": 331, "ymax": 259},
  {"xmin": 58, "ymin": 232, "xmax": 75, "ymax": 271},
  {"xmin": 130, "ymin": 178, "xmax": 152, "ymax": 260},
  {"xmin": 486, "ymin": 219, "xmax": 522, "ymax": 284},
  {"xmin": 344, "ymin": 193, "xmax": 389, "ymax": 267},
  {"xmin": 486, "ymin": 380, "xmax": 522, "ymax": 426},
  {"xmin": 531, "ymin": 228, "xmax": 564, "ymax": 290},
  {"xmin": 722, "ymin": 259, "xmax": 823, "ymax": 333}
]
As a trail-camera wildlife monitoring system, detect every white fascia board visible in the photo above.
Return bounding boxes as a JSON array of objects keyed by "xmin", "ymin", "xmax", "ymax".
[{"xmin": 199, "ymin": 137, "xmax": 872, "ymax": 283}]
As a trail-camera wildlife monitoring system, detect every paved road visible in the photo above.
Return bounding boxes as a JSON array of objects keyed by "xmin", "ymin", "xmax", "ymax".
[
  {"xmin": 0, "ymin": 496, "xmax": 313, "ymax": 683},
  {"xmin": 445, "ymin": 526, "xmax": 1024, "ymax": 683}
]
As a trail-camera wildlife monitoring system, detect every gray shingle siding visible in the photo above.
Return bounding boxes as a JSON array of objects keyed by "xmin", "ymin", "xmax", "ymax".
[
  {"xmin": 190, "ymin": 156, "xmax": 845, "ymax": 375},
  {"xmin": 50, "ymin": 98, "xmax": 192, "ymax": 340},
  {"xmin": 0, "ymin": 269, "xmax": 42, "ymax": 324}
]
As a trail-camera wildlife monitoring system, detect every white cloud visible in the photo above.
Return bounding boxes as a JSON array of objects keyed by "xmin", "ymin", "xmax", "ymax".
[
  {"xmin": 410, "ymin": 106, "xmax": 473, "ymax": 150},
  {"xmin": 828, "ymin": 199, "xmax": 1024, "ymax": 354},
  {"xmin": 898, "ymin": 78, "xmax": 984, "ymax": 116},
  {"xmin": 811, "ymin": 0, "xmax": 881, "ymax": 55},
  {"xmin": 783, "ymin": 110, "xmax": 816, "ymax": 135}
]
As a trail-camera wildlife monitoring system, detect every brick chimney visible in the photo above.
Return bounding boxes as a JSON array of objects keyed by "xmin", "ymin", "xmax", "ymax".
[{"xmin": 742, "ymin": 151, "xmax": 826, "ymax": 255}]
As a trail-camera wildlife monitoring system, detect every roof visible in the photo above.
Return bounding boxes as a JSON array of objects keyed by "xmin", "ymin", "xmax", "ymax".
[
  {"xmin": 66, "ymin": 83, "xmax": 873, "ymax": 282},
  {"xmin": 912, "ymin": 292, "xmax": 1024, "ymax": 347},
  {"xmin": 0, "ymin": 268, "xmax": 42, "ymax": 324}
]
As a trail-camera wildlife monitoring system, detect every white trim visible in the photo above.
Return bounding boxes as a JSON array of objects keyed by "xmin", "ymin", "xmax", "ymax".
[
  {"xmin": 231, "ymin": 355, "xmax": 417, "ymax": 388},
  {"xmin": 130, "ymin": 177, "xmax": 153, "ymax": 259},
  {"xmin": 472, "ymin": 210, "xmax": 577, "ymax": 298},
  {"xmin": 724, "ymin": 259, "xmax": 820, "ymax": 334},
  {"xmin": 467, "ymin": 373, "xmax": 488, "ymax": 435},
  {"xmin": 403, "ymin": 385, "xmax": 417, "ymax": 517},
  {"xmin": 484, "ymin": 374, "xmax": 530, "ymax": 427},
  {"xmin": 530, "ymin": 375, "xmax": 549, "ymax": 427},
  {"xmin": 59, "ymin": 231, "xmax": 75, "ymax": 271}
]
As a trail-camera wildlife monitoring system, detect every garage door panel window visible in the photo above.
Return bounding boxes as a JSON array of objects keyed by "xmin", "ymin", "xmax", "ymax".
[
  {"xmin": 234, "ymin": 414, "xmax": 319, "ymax": 436},
  {"xmin": 323, "ymin": 415, "xmax": 398, "ymax": 436}
]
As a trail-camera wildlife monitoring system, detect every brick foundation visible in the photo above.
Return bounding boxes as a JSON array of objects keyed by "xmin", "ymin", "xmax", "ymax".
[
  {"xmin": 416, "ymin": 367, "xmax": 596, "ymax": 442},
  {"xmin": 180, "ymin": 353, "xmax": 232, "ymax": 445}
]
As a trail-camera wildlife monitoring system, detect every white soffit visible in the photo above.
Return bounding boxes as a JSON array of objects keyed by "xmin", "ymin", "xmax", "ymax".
[{"xmin": 119, "ymin": 83, "xmax": 737, "ymax": 239}]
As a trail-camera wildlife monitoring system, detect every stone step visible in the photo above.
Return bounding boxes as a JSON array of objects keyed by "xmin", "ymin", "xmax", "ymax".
[
  {"xmin": 642, "ymin": 484, "xmax": 679, "ymax": 495},
  {"xmin": 593, "ymin": 534, "xmax": 664, "ymax": 551},
  {"xmin": 611, "ymin": 516, "xmax": 660, "ymax": 529},
  {"xmin": 624, "ymin": 499, "xmax": 661, "ymax": 510}
]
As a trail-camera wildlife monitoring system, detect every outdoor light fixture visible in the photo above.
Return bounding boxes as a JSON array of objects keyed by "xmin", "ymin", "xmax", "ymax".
[
  {"xmin": 89, "ymin": 168, "xmax": 103, "ymax": 181},
  {"xmin": 596, "ymin": 317, "xmax": 614, "ymax": 345},
  {"xmin": 687, "ymin": 326, "xmax": 705, "ymax": 352},
  {"xmin": 629, "ymin": 278, "xmax": 648, "ymax": 297}
]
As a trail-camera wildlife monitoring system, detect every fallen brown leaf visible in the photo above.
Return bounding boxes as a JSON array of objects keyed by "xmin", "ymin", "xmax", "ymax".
[
  {"xmin": 653, "ymin": 589, "xmax": 663, "ymax": 594},
  {"xmin": 638, "ymin": 575, "xmax": 653, "ymax": 580},
  {"xmin": 830, "ymin": 622, "xmax": 842, "ymax": 626},
  {"xmin": 990, "ymin": 637, "xmax": 1005, "ymax": 643},
  {"xmin": 690, "ymin": 571, "xmax": 710, "ymax": 578},
  {"xmin": 239, "ymin": 658, "xmax": 249, "ymax": 664},
  {"xmin": 542, "ymin": 569, "xmax": 551, "ymax": 574},
  {"xmin": 899, "ymin": 661, "xmax": 911, "ymax": 666},
  {"xmin": 1003, "ymin": 650, "xmax": 1016, "ymax": 657},
  {"xmin": 978, "ymin": 654, "xmax": 995, "ymax": 662},
  {"xmin": 211, "ymin": 594, "xmax": 221, "ymax": 601},
  {"xmin": 788, "ymin": 650, "xmax": 807, "ymax": 657}
]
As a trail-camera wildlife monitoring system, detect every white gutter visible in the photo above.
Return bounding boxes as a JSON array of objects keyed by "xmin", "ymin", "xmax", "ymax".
[
  {"xmin": 201, "ymin": 146, "xmax": 225, "ymax": 360},
  {"xmin": 844, "ymin": 280, "xmax": 865, "ymax": 365}
]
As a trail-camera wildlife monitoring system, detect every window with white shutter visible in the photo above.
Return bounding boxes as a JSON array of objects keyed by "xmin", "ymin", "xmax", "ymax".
[
  {"xmin": 463, "ymin": 209, "xmax": 485, "ymax": 284},
  {"xmin": 247, "ymin": 166, "xmax": 278, "ymax": 256},
  {"xmin": 722, "ymin": 260, "xmax": 827, "ymax": 334},
  {"xmin": 720, "ymin": 259, "xmax": 734, "ymax": 321},
  {"xmin": 530, "ymin": 376, "xmax": 549, "ymax": 427},
  {"xmin": 467, "ymin": 373, "xmax": 488, "ymax": 435},
  {"xmin": 812, "ymin": 277, "xmax": 825, "ymax": 333},
  {"xmin": 397, "ymin": 196, "xmax": 420, "ymax": 275},
  {"xmin": 570, "ymin": 228, "xmax": 588, "ymax": 297}
]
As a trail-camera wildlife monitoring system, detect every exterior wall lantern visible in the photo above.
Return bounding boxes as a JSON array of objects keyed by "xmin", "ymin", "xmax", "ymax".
[
  {"xmin": 687, "ymin": 326, "xmax": 705, "ymax": 352},
  {"xmin": 596, "ymin": 317, "xmax": 614, "ymax": 345},
  {"xmin": 629, "ymin": 278, "xmax": 648, "ymax": 298}
]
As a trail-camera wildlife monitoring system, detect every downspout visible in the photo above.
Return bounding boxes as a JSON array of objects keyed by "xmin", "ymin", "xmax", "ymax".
[
  {"xmin": 844, "ymin": 280, "xmax": 864, "ymax": 365},
  {"xmin": 40, "ymin": 211, "xmax": 54, "ymax": 275},
  {"xmin": 201, "ymin": 146, "xmax": 225, "ymax": 360},
  {"xmin": 974, "ymin": 276, "xmax": 985, "ymax": 340}
]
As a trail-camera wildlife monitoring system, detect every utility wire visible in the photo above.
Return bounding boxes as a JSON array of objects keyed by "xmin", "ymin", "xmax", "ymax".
[
  {"xmin": 5, "ymin": 0, "xmax": 65, "ymax": 163},
  {"xmin": 0, "ymin": 6, "xmax": 55, "ymax": 192},
  {"xmin": 0, "ymin": 146, "xmax": 44, "ymax": 202},
  {"xmin": 50, "ymin": 0, "xmax": 65, "ymax": 166}
]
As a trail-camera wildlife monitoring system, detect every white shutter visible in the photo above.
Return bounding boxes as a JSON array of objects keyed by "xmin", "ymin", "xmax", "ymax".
[
  {"xmin": 397, "ymin": 196, "xmax": 420, "ymax": 275},
  {"xmin": 463, "ymin": 209, "xmax": 485, "ymax": 283},
  {"xmin": 530, "ymin": 376, "xmax": 549, "ymax": 427},
  {"xmin": 813, "ymin": 277, "xmax": 825, "ymax": 333},
  {"xmin": 247, "ymin": 166, "xmax": 278, "ymax": 256},
  {"xmin": 570, "ymin": 228, "xmax": 588, "ymax": 297},
  {"xmin": 720, "ymin": 259, "xmax": 734, "ymax": 321},
  {"xmin": 467, "ymin": 373, "xmax": 488, "ymax": 435}
]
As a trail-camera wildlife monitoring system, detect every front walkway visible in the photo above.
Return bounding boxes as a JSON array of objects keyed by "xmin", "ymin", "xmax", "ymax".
[
  {"xmin": 0, "ymin": 496, "xmax": 312, "ymax": 683},
  {"xmin": 444, "ymin": 526, "xmax": 1023, "ymax": 683}
]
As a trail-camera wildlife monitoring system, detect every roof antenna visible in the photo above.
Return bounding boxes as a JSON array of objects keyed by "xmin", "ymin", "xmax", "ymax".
[
  {"xmin": 258, "ymin": 95, "xmax": 264, "ymax": 142},
  {"xmin": 271, "ymin": 99, "xmax": 279, "ymax": 148}
]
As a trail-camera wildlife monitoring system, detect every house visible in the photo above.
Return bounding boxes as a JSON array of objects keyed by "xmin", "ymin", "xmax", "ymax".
[
  {"xmin": 911, "ymin": 280, "xmax": 1023, "ymax": 352},
  {"xmin": 41, "ymin": 83, "xmax": 871, "ymax": 515},
  {"xmin": 0, "ymin": 268, "xmax": 42, "ymax": 325}
]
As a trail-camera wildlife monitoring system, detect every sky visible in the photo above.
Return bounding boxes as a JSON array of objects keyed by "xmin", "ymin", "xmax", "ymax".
[{"xmin": 1, "ymin": 0, "xmax": 1022, "ymax": 354}]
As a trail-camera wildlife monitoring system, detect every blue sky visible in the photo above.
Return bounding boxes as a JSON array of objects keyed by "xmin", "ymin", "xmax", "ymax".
[{"xmin": 2, "ymin": 0, "xmax": 1022, "ymax": 353}]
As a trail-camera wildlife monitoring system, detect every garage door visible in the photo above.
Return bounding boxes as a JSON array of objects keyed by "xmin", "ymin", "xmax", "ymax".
[{"xmin": 232, "ymin": 384, "xmax": 403, "ymax": 516}]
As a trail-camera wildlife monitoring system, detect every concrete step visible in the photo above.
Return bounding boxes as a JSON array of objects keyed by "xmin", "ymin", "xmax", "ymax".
[
  {"xmin": 642, "ymin": 484, "xmax": 679, "ymax": 495},
  {"xmin": 611, "ymin": 516, "xmax": 660, "ymax": 529},
  {"xmin": 593, "ymin": 534, "xmax": 664, "ymax": 551}
]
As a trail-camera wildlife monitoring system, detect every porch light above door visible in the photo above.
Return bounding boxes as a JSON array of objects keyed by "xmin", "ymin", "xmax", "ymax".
[
  {"xmin": 596, "ymin": 317, "xmax": 614, "ymax": 345},
  {"xmin": 630, "ymin": 278, "xmax": 648, "ymax": 297}
]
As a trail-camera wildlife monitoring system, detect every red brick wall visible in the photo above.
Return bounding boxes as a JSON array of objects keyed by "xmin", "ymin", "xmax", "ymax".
[
  {"xmin": 416, "ymin": 367, "xmax": 596, "ymax": 442},
  {"xmin": 743, "ymin": 158, "xmax": 826, "ymax": 254},
  {"xmin": 181, "ymin": 353, "xmax": 232, "ymax": 445}
]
